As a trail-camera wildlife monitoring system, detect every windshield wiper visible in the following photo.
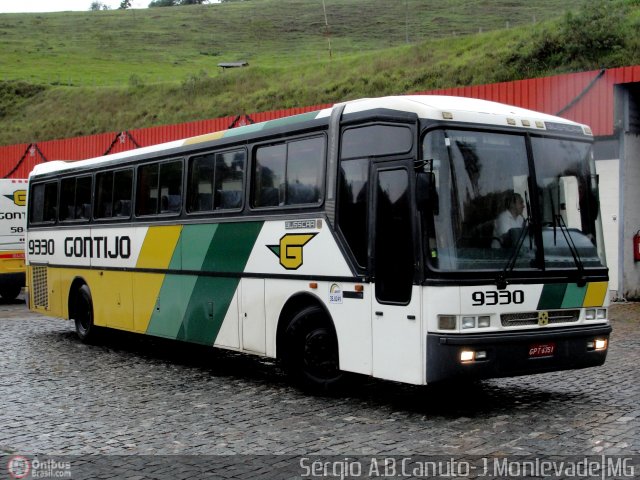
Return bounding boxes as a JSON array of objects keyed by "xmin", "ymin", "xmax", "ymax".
[
  {"xmin": 548, "ymin": 188, "xmax": 586, "ymax": 285},
  {"xmin": 496, "ymin": 218, "xmax": 530, "ymax": 290},
  {"xmin": 554, "ymin": 213, "xmax": 586, "ymax": 286},
  {"xmin": 495, "ymin": 190, "xmax": 533, "ymax": 290}
]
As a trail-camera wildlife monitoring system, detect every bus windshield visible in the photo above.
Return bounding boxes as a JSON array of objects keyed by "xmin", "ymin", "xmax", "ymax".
[{"xmin": 421, "ymin": 129, "xmax": 605, "ymax": 273}]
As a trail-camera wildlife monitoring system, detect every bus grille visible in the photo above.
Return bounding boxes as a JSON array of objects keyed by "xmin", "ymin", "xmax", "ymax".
[
  {"xmin": 501, "ymin": 309, "xmax": 580, "ymax": 327},
  {"xmin": 31, "ymin": 266, "xmax": 49, "ymax": 309}
]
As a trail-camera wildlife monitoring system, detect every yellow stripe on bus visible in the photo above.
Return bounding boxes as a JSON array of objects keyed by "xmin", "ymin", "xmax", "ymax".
[
  {"xmin": 133, "ymin": 226, "xmax": 182, "ymax": 332},
  {"xmin": 582, "ymin": 282, "xmax": 608, "ymax": 307},
  {"xmin": 182, "ymin": 131, "xmax": 225, "ymax": 146},
  {"xmin": 136, "ymin": 226, "xmax": 182, "ymax": 269}
]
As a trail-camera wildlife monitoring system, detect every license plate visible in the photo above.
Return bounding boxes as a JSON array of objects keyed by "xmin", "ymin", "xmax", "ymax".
[{"xmin": 529, "ymin": 342, "xmax": 555, "ymax": 358}]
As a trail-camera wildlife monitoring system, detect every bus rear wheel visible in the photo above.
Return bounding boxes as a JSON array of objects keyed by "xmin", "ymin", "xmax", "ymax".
[
  {"xmin": 72, "ymin": 285, "xmax": 100, "ymax": 343},
  {"xmin": 0, "ymin": 285, "xmax": 22, "ymax": 301},
  {"xmin": 282, "ymin": 305, "xmax": 344, "ymax": 393}
]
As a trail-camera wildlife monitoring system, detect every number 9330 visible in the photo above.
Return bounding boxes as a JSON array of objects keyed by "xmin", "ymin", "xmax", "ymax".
[{"xmin": 472, "ymin": 289, "xmax": 524, "ymax": 306}]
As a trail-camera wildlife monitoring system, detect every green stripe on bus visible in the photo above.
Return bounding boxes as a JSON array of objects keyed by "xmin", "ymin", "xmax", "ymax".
[
  {"xmin": 224, "ymin": 111, "xmax": 320, "ymax": 138},
  {"xmin": 537, "ymin": 283, "xmax": 567, "ymax": 310},
  {"xmin": 561, "ymin": 283, "xmax": 588, "ymax": 308},
  {"xmin": 176, "ymin": 221, "xmax": 264, "ymax": 344},
  {"xmin": 146, "ymin": 228, "xmax": 196, "ymax": 339}
]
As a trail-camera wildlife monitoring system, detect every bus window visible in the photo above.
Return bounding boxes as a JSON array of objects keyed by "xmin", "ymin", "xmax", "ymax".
[
  {"xmin": 253, "ymin": 144, "xmax": 286, "ymax": 207},
  {"xmin": 95, "ymin": 169, "xmax": 133, "ymax": 219},
  {"xmin": 136, "ymin": 163, "xmax": 159, "ymax": 216},
  {"xmin": 159, "ymin": 161, "xmax": 183, "ymax": 214},
  {"xmin": 113, "ymin": 169, "xmax": 133, "ymax": 218},
  {"xmin": 341, "ymin": 124, "xmax": 412, "ymax": 160},
  {"xmin": 337, "ymin": 158, "xmax": 369, "ymax": 268},
  {"xmin": 59, "ymin": 176, "xmax": 92, "ymax": 222},
  {"xmin": 29, "ymin": 181, "xmax": 58, "ymax": 224},
  {"xmin": 215, "ymin": 150, "xmax": 245, "ymax": 209},
  {"xmin": 188, "ymin": 149, "xmax": 245, "ymax": 213},
  {"xmin": 95, "ymin": 171, "xmax": 114, "ymax": 218},
  {"xmin": 286, "ymin": 137, "xmax": 324, "ymax": 205},
  {"xmin": 252, "ymin": 136, "xmax": 325, "ymax": 208},
  {"xmin": 374, "ymin": 168, "xmax": 413, "ymax": 303},
  {"xmin": 136, "ymin": 160, "xmax": 183, "ymax": 216}
]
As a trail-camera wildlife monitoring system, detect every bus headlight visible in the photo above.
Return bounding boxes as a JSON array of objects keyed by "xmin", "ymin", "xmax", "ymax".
[
  {"xmin": 460, "ymin": 350, "xmax": 487, "ymax": 363},
  {"xmin": 461, "ymin": 316, "xmax": 476, "ymax": 329},
  {"xmin": 477, "ymin": 315, "xmax": 491, "ymax": 328},
  {"xmin": 438, "ymin": 315, "xmax": 457, "ymax": 330},
  {"xmin": 460, "ymin": 350, "xmax": 475, "ymax": 362},
  {"xmin": 585, "ymin": 309, "xmax": 596, "ymax": 320},
  {"xmin": 596, "ymin": 308, "xmax": 607, "ymax": 320},
  {"xmin": 587, "ymin": 338, "xmax": 608, "ymax": 351}
]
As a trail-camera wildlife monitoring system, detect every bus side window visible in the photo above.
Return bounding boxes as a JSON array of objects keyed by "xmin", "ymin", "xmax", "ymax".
[
  {"xmin": 29, "ymin": 181, "xmax": 58, "ymax": 224},
  {"xmin": 188, "ymin": 149, "xmax": 245, "ymax": 213},
  {"xmin": 337, "ymin": 158, "xmax": 369, "ymax": 268},
  {"xmin": 159, "ymin": 161, "xmax": 183, "ymax": 214},
  {"xmin": 215, "ymin": 150, "xmax": 245, "ymax": 210},
  {"xmin": 136, "ymin": 163, "xmax": 159, "ymax": 216},
  {"xmin": 113, "ymin": 169, "xmax": 133, "ymax": 218},
  {"xmin": 59, "ymin": 176, "xmax": 92, "ymax": 222},
  {"xmin": 253, "ymin": 144, "xmax": 286, "ymax": 207},
  {"xmin": 252, "ymin": 136, "xmax": 325, "ymax": 208}
]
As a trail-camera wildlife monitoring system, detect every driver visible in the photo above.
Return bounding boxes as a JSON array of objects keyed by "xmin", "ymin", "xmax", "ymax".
[{"xmin": 492, "ymin": 192, "xmax": 525, "ymax": 248}]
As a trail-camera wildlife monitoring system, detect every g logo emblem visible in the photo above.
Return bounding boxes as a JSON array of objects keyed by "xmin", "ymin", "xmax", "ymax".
[
  {"xmin": 538, "ymin": 311, "xmax": 550, "ymax": 326},
  {"xmin": 267, "ymin": 233, "xmax": 317, "ymax": 270},
  {"xmin": 4, "ymin": 190, "xmax": 26, "ymax": 206}
]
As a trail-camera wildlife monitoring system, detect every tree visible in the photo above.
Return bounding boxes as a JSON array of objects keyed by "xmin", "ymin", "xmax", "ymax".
[
  {"xmin": 89, "ymin": 1, "xmax": 110, "ymax": 10},
  {"xmin": 149, "ymin": 0, "xmax": 176, "ymax": 6},
  {"xmin": 148, "ymin": 0, "xmax": 209, "ymax": 6},
  {"xmin": 119, "ymin": 0, "xmax": 132, "ymax": 8}
]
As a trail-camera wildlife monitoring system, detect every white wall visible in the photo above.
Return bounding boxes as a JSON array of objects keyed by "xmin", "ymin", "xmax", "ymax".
[
  {"xmin": 596, "ymin": 159, "xmax": 620, "ymax": 295},
  {"xmin": 622, "ymin": 133, "xmax": 640, "ymax": 300}
]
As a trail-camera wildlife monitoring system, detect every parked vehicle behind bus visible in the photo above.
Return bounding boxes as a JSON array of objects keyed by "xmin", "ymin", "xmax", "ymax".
[
  {"xmin": 0, "ymin": 179, "xmax": 27, "ymax": 300},
  {"xmin": 25, "ymin": 96, "xmax": 611, "ymax": 391}
]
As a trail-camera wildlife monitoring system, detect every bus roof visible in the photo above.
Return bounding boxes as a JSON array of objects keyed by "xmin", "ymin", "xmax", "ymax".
[{"xmin": 29, "ymin": 95, "xmax": 590, "ymax": 178}]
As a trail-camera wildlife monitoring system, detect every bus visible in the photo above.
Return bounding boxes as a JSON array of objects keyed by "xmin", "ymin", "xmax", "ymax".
[
  {"xmin": 25, "ymin": 96, "xmax": 611, "ymax": 390},
  {"xmin": 0, "ymin": 179, "xmax": 27, "ymax": 301}
]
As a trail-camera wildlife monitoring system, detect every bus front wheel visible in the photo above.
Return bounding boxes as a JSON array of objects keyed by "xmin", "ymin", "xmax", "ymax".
[
  {"xmin": 72, "ymin": 285, "xmax": 100, "ymax": 343},
  {"xmin": 282, "ymin": 305, "xmax": 344, "ymax": 392}
]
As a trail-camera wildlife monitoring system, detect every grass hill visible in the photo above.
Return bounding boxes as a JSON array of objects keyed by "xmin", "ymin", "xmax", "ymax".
[{"xmin": 0, "ymin": 0, "xmax": 639, "ymax": 146}]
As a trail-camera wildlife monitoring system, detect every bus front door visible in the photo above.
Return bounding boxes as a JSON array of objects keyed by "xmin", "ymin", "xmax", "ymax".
[{"xmin": 371, "ymin": 164, "xmax": 423, "ymax": 384}]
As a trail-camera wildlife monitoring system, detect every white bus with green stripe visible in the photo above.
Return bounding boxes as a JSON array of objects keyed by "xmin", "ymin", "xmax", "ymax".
[{"xmin": 26, "ymin": 96, "xmax": 611, "ymax": 390}]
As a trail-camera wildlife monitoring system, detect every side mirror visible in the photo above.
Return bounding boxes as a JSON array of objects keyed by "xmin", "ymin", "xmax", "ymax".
[{"xmin": 416, "ymin": 172, "xmax": 438, "ymax": 214}]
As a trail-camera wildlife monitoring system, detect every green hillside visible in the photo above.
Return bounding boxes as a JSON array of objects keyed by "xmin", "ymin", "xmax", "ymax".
[{"xmin": 1, "ymin": 0, "xmax": 639, "ymax": 146}]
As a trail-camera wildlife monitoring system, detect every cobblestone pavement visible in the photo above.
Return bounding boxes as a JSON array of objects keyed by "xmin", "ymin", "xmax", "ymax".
[{"xmin": 0, "ymin": 298, "xmax": 638, "ymax": 476}]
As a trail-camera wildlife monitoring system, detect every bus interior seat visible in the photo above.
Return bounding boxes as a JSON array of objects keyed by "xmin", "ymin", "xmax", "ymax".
[
  {"xmin": 197, "ymin": 193, "xmax": 213, "ymax": 211},
  {"xmin": 217, "ymin": 190, "xmax": 242, "ymax": 209},
  {"xmin": 287, "ymin": 183, "xmax": 318, "ymax": 205},
  {"xmin": 114, "ymin": 200, "xmax": 131, "ymax": 217},
  {"xmin": 101, "ymin": 202, "xmax": 112, "ymax": 217},
  {"xmin": 81, "ymin": 203, "xmax": 92, "ymax": 219},
  {"xmin": 161, "ymin": 195, "xmax": 181, "ymax": 213},
  {"xmin": 260, "ymin": 187, "xmax": 279, "ymax": 207}
]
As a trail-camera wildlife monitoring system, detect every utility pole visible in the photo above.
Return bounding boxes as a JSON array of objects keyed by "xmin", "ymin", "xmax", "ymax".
[
  {"xmin": 405, "ymin": 0, "xmax": 409, "ymax": 44},
  {"xmin": 322, "ymin": 0, "xmax": 332, "ymax": 58}
]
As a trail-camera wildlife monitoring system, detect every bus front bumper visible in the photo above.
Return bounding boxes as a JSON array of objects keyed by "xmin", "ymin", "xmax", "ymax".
[{"xmin": 426, "ymin": 324, "xmax": 612, "ymax": 384}]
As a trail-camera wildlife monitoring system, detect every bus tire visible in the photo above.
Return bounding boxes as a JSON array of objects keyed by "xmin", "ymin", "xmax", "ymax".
[
  {"xmin": 0, "ymin": 285, "xmax": 22, "ymax": 301},
  {"xmin": 282, "ymin": 305, "xmax": 344, "ymax": 393},
  {"xmin": 72, "ymin": 285, "xmax": 100, "ymax": 344}
]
